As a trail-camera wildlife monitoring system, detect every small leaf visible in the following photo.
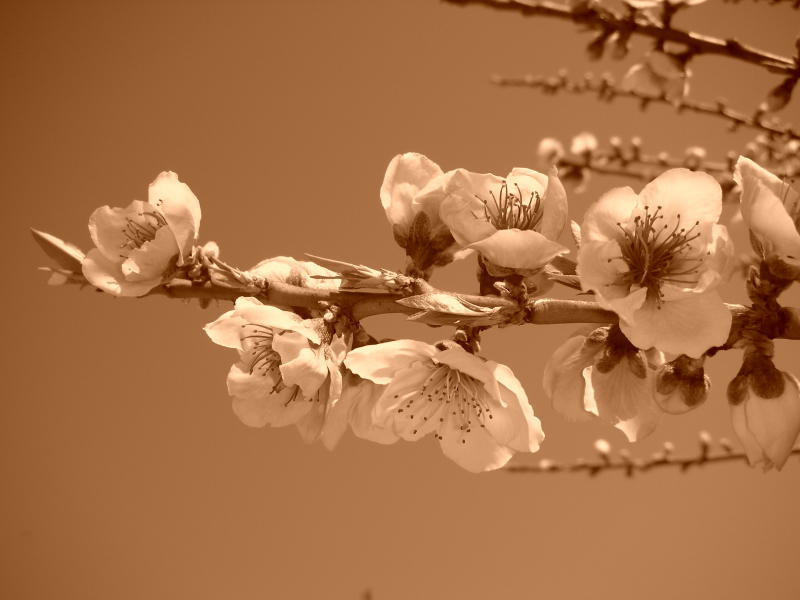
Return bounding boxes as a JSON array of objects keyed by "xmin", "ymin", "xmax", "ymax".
[{"xmin": 31, "ymin": 229, "xmax": 85, "ymax": 272}]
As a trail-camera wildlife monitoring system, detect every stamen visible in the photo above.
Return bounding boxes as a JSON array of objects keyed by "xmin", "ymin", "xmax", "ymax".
[
  {"xmin": 473, "ymin": 181, "xmax": 544, "ymax": 231},
  {"xmin": 120, "ymin": 210, "xmax": 167, "ymax": 251},
  {"xmin": 396, "ymin": 364, "xmax": 493, "ymax": 444},
  {"xmin": 616, "ymin": 204, "xmax": 705, "ymax": 304}
]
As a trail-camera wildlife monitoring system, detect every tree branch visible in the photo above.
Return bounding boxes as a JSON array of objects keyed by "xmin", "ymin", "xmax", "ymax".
[
  {"xmin": 442, "ymin": 0, "xmax": 799, "ymax": 76},
  {"xmin": 492, "ymin": 72, "xmax": 800, "ymax": 140}
]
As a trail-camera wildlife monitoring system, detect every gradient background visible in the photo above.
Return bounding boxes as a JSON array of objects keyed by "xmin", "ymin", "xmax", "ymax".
[{"xmin": 3, "ymin": 1, "xmax": 800, "ymax": 598}]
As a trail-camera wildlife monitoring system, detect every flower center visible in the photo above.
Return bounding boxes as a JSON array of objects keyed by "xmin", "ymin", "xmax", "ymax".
[
  {"xmin": 475, "ymin": 182, "xmax": 543, "ymax": 231},
  {"xmin": 613, "ymin": 204, "xmax": 705, "ymax": 303},
  {"xmin": 240, "ymin": 324, "xmax": 306, "ymax": 407},
  {"xmin": 395, "ymin": 363, "xmax": 493, "ymax": 443},
  {"xmin": 120, "ymin": 209, "xmax": 167, "ymax": 252}
]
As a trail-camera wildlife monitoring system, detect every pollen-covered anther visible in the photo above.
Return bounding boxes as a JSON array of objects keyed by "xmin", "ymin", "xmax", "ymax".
[
  {"xmin": 397, "ymin": 364, "xmax": 492, "ymax": 443},
  {"xmin": 120, "ymin": 210, "xmax": 167, "ymax": 251},
  {"xmin": 474, "ymin": 181, "xmax": 543, "ymax": 231},
  {"xmin": 613, "ymin": 205, "xmax": 705, "ymax": 303}
]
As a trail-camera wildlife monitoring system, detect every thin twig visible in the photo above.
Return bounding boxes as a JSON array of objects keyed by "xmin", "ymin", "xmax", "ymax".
[
  {"xmin": 443, "ymin": 0, "xmax": 799, "ymax": 76},
  {"xmin": 492, "ymin": 73, "xmax": 800, "ymax": 140},
  {"xmin": 508, "ymin": 447, "xmax": 800, "ymax": 475}
]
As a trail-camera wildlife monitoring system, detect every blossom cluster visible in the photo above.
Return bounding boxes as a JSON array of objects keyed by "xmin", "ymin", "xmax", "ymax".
[{"xmin": 37, "ymin": 153, "xmax": 800, "ymax": 472}]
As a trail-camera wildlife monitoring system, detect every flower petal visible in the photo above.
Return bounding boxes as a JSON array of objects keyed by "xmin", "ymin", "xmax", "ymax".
[
  {"xmin": 730, "ymin": 401, "xmax": 770, "ymax": 470},
  {"xmin": 272, "ymin": 331, "xmax": 328, "ymax": 398},
  {"xmin": 622, "ymin": 291, "xmax": 731, "ymax": 357},
  {"xmin": 485, "ymin": 361, "xmax": 544, "ymax": 452},
  {"xmin": 120, "ymin": 224, "xmax": 179, "ymax": 281},
  {"xmin": 82, "ymin": 248, "xmax": 161, "ymax": 297},
  {"xmin": 536, "ymin": 167, "xmax": 569, "ymax": 241},
  {"xmin": 380, "ymin": 153, "xmax": 444, "ymax": 231},
  {"xmin": 438, "ymin": 169, "xmax": 502, "ymax": 246},
  {"xmin": 438, "ymin": 417, "xmax": 514, "ymax": 472},
  {"xmin": 148, "ymin": 171, "xmax": 201, "ymax": 264},
  {"xmin": 227, "ymin": 363, "xmax": 312, "ymax": 427},
  {"xmin": 372, "ymin": 362, "xmax": 441, "ymax": 438},
  {"xmin": 745, "ymin": 373, "xmax": 800, "ymax": 470},
  {"xmin": 638, "ymin": 168, "xmax": 722, "ymax": 227},
  {"xmin": 543, "ymin": 333, "xmax": 598, "ymax": 422},
  {"xmin": 87, "ymin": 200, "xmax": 150, "ymax": 262},
  {"xmin": 735, "ymin": 157, "xmax": 800, "ymax": 259},
  {"xmin": 340, "ymin": 375, "xmax": 399, "ymax": 445},
  {"xmin": 434, "ymin": 347, "xmax": 500, "ymax": 403},
  {"xmin": 581, "ymin": 186, "xmax": 639, "ymax": 243},
  {"xmin": 345, "ymin": 340, "xmax": 436, "ymax": 385},
  {"xmin": 469, "ymin": 229, "xmax": 568, "ymax": 271},
  {"xmin": 585, "ymin": 362, "xmax": 660, "ymax": 442}
]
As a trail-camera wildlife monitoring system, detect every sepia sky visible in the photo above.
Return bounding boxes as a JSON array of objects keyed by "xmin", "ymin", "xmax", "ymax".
[{"xmin": 3, "ymin": 1, "xmax": 800, "ymax": 598}]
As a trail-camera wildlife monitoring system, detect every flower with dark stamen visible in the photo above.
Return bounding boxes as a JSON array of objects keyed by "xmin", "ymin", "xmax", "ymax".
[
  {"xmin": 82, "ymin": 171, "xmax": 202, "ymax": 296},
  {"xmin": 204, "ymin": 297, "xmax": 374, "ymax": 449},
  {"xmin": 577, "ymin": 168, "xmax": 734, "ymax": 357},
  {"xmin": 438, "ymin": 166, "xmax": 569, "ymax": 277},
  {"xmin": 345, "ymin": 340, "xmax": 544, "ymax": 472}
]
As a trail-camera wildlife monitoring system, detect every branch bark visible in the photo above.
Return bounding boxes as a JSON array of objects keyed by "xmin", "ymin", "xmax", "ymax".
[{"xmin": 443, "ymin": 0, "xmax": 799, "ymax": 76}]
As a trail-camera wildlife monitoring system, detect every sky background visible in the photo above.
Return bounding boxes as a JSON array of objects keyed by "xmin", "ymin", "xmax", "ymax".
[{"xmin": 3, "ymin": 1, "xmax": 800, "ymax": 598}]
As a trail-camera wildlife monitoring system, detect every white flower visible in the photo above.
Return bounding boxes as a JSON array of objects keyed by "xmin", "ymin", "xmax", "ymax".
[
  {"xmin": 577, "ymin": 168, "xmax": 734, "ymax": 358},
  {"xmin": 729, "ymin": 354, "xmax": 800, "ymax": 471},
  {"xmin": 380, "ymin": 153, "xmax": 464, "ymax": 273},
  {"xmin": 82, "ymin": 172, "xmax": 201, "ymax": 296},
  {"xmin": 204, "ymin": 297, "xmax": 355, "ymax": 449},
  {"xmin": 345, "ymin": 340, "xmax": 544, "ymax": 472},
  {"xmin": 543, "ymin": 326, "xmax": 664, "ymax": 442},
  {"xmin": 438, "ymin": 166, "xmax": 569, "ymax": 276},
  {"xmin": 734, "ymin": 156, "xmax": 800, "ymax": 273},
  {"xmin": 622, "ymin": 51, "xmax": 689, "ymax": 104}
]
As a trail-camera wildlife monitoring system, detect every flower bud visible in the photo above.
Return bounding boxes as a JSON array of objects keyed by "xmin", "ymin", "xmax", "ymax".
[
  {"xmin": 537, "ymin": 137, "xmax": 565, "ymax": 164},
  {"xmin": 654, "ymin": 355, "xmax": 710, "ymax": 414},
  {"xmin": 728, "ymin": 353, "xmax": 800, "ymax": 471}
]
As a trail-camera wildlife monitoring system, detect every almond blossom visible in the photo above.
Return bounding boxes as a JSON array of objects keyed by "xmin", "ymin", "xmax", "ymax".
[
  {"xmin": 576, "ymin": 168, "xmax": 734, "ymax": 358},
  {"xmin": 734, "ymin": 156, "xmax": 800, "ymax": 275},
  {"xmin": 380, "ymin": 152, "xmax": 464, "ymax": 275},
  {"xmin": 345, "ymin": 340, "xmax": 544, "ymax": 472},
  {"xmin": 728, "ymin": 351, "xmax": 800, "ymax": 471},
  {"xmin": 543, "ymin": 326, "xmax": 665, "ymax": 442},
  {"xmin": 82, "ymin": 171, "xmax": 201, "ymax": 296},
  {"xmin": 438, "ymin": 166, "xmax": 569, "ymax": 278},
  {"xmin": 204, "ymin": 297, "xmax": 369, "ymax": 449}
]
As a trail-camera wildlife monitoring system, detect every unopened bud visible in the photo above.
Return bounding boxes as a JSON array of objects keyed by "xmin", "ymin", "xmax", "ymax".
[{"xmin": 655, "ymin": 355, "xmax": 709, "ymax": 414}]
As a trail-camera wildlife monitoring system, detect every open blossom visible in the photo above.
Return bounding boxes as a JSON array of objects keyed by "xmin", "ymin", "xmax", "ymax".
[
  {"xmin": 380, "ymin": 152, "xmax": 464, "ymax": 274},
  {"xmin": 734, "ymin": 156, "xmax": 800, "ymax": 275},
  {"xmin": 82, "ymin": 172, "xmax": 201, "ymax": 296},
  {"xmin": 345, "ymin": 340, "xmax": 544, "ymax": 472},
  {"xmin": 543, "ymin": 326, "xmax": 665, "ymax": 442},
  {"xmin": 577, "ymin": 168, "xmax": 734, "ymax": 358},
  {"xmin": 728, "ymin": 352, "xmax": 800, "ymax": 471},
  {"xmin": 204, "ymin": 297, "xmax": 365, "ymax": 449},
  {"xmin": 438, "ymin": 166, "xmax": 569, "ymax": 277}
]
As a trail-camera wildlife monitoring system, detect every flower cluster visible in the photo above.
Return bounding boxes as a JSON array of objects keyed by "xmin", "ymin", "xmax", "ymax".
[
  {"xmin": 382, "ymin": 152, "xmax": 569, "ymax": 288},
  {"xmin": 36, "ymin": 156, "xmax": 800, "ymax": 473}
]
